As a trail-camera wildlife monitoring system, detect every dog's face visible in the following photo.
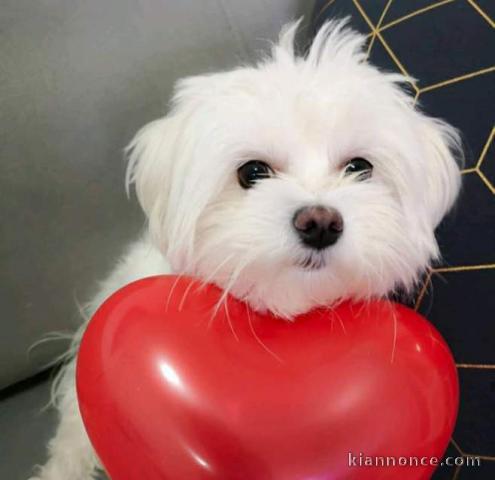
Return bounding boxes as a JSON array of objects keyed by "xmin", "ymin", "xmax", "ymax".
[{"xmin": 127, "ymin": 20, "xmax": 461, "ymax": 317}]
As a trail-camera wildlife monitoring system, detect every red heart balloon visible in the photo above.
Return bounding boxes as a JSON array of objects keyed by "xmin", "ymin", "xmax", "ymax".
[{"xmin": 77, "ymin": 275, "xmax": 458, "ymax": 480}]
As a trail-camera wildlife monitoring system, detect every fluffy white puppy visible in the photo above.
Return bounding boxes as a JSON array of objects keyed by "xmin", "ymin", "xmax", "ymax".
[{"xmin": 32, "ymin": 19, "xmax": 461, "ymax": 480}]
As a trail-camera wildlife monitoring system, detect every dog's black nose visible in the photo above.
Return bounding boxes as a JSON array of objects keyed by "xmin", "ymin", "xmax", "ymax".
[{"xmin": 292, "ymin": 206, "xmax": 343, "ymax": 250}]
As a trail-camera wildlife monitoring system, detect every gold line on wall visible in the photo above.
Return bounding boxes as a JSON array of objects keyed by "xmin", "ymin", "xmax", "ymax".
[
  {"xmin": 434, "ymin": 264, "xmax": 495, "ymax": 273},
  {"xmin": 466, "ymin": 0, "xmax": 495, "ymax": 28},
  {"xmin": 457, "ymin": 363, "xmax": 495, "ymax": 369},
  {"xmin": 463, "ymin": 453, "xmax": 495, "ymax": 462},
  {"xmin": 451, "ymin": 437, "xmax": 465, "ymax": 456},
  {"xmin": 352, "ymin": 0, "xmax": 376, "ymax": 30},
  {"xmin": 314, "ymin": 0, "xmax": 338, "ymax": 24},
  {"xmin": 477, "ymin": 169, "xmax": 495, "ymax": 194},
  {"xmin": 414, "ymin": 272, "xmax": 432, "ymax": 310},
  {"xmin": 379, "ymin": 0, "xmax": 457, "ymax": 32},
  {"xmin": 367, "ymin": 0, "xmax": 394, "ymax": 56},
  {"xmin": 420, "ymin": 66, "xmax": 495, "ymax": 93},
  {"xmin": 477, "ymin": 127, "xmax": 495, "ymax": 168},
  {"xmin": 376, "ymin": 33, "xmax": 419, "ymax": 91},
  {"xmin": 354, "ymin": 0, "xmax": 419, "ymax": 92}
]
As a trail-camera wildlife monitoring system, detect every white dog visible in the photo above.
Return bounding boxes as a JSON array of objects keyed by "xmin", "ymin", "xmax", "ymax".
[{"xmin": 31, "ymin": 19, "xmax": 462, "ymax": 480}]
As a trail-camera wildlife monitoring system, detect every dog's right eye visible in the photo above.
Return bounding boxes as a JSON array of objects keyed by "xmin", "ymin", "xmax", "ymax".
[
  {"xmin": 237, "ymin": 161, "xmax": 274, "ymax": 189},
  {"xmin": 343, "ymin": 157, "xmax": 373, "ymax": 180}
]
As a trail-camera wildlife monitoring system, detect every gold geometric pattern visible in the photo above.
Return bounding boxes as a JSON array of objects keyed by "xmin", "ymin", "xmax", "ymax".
[
  {"xmin": 462, "ymin": 127, "xmax": 495, "ymax": 194},
  {"xmin": 414, "ymin": 263, "xmax": 495, "ymax": 312},
  {"xmin": 315, "ymin": 0, "xmax": 495, "ymax": 473}
]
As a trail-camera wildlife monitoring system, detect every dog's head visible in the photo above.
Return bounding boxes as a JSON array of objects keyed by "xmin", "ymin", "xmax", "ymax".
[{"xmin": 126, "ymin": 20, "xmax": 462, "ymax": 317}]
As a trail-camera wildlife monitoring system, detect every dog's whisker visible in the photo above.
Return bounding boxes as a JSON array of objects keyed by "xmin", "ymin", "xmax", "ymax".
[
  {"xmin": 198, "ymin": 252, "xmax": 236, "ymax": 287},
  {"xmin": 210, "ymin": 253, "xmax": 256, "ymax": 322},
  {"xmin": 245, "ymin": 303, "xmax": 283, "ymax": 362},
  {"xmin": 165, "ymin": 274, "xmax": 184, "ymax": 312},
  {"xmin": 178, "ymin": 277, "xmax": 198, "ymax": 312},
  {"xmin": 390, "ymin": 307, "xmax": 398, "ymax": 364},
  {"xmin": 223, "ymin": 298, "xmax": 239, "ymax": 342}
]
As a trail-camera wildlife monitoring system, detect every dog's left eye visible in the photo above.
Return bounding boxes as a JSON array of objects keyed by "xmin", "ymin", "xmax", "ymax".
[
  {"xmin": 237, "ymin": 160, "xmax": 274, "ymax": 189},
  {"xmin": 344, "ymin": 157, "xmax": 373, "ymax": 180}
]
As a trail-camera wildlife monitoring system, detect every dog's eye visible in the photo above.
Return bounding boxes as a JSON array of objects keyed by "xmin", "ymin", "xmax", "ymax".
[
  {"xmin": 344, "ymin": 157, "xmax": 373, "ymax": 180},
  {"xmin": 237, "ymin": 160, "xmax": 274, "ymax": 189}
]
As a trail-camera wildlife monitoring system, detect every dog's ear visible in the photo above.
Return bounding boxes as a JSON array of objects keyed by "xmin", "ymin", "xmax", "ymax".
[
  {"xmin": 125, "ymin": 75, "xmax": 219, "ymax": 258},
  {"xmin": 126, "ymin": 106, "xmax": 203, "ymax": 260},
  {"xmin": 126, "ymin": 117, "xmax": 174, "ymax": 218},
  {"xmin": 418, "ymin": 116, "xmax": 462, "ymax": 227}
]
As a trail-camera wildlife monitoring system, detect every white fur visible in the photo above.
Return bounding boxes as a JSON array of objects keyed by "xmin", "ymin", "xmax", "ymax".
[{"xmin": 31, "ymin": 19, "xmax": 461, "ymax": 479}]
